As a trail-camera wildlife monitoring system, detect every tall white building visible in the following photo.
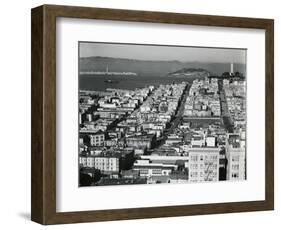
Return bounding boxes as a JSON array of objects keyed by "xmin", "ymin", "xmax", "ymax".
[
  {"xmin": 188, "ymin": 147, "xmax": 220, "ymax": 182},
  {"xmin": 226, "ymin": 134, "xmax": 246, "ymax": 181}
]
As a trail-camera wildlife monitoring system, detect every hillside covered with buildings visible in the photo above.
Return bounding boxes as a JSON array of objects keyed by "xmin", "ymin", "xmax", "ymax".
[{"xmin": 78, "ymin": 66, "xmax": 246, "ymax": 186}]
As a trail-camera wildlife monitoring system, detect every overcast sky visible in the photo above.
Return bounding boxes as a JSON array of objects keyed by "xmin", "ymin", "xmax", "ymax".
[{"xmin": 79, "ymin": 42, "xmax": 246, "ymax": 63}]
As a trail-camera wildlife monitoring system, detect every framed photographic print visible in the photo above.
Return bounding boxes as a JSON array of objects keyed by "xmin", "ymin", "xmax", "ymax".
[{"xmin": 31, "ymin": 4, "xmax": 274, "ymax": 225}]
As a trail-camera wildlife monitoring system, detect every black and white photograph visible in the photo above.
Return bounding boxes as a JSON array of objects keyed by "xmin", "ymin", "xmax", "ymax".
[{"xmin": 78, "ymin": 42, "xmax": 247, "ymax": 187}]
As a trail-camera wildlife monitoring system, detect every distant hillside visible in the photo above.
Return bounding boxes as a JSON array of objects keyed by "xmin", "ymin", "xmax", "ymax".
[{"xmin": 79, "ymin": 56, "xmax": 246, "ymax": 76}]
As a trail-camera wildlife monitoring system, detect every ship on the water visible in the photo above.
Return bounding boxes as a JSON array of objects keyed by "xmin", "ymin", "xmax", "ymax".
[{"xmin": 80, "ymin": 65, "xmax": 137, "ymax": 76}]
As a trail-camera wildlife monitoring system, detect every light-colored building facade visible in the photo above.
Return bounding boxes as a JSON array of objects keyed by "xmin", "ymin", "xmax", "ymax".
[
  {"xmin": 133, "ymin": 159, "xmax": 177, "ymax": 177},
  {"xmin": 80, "ymin": 156, "xmax": 119, "ymax": 174},
  {"xmin": 89, "ymin": 132, "xmax": 105, "ymax": 146},
  {"xmin": 188, "ymin": 147, "xmax": 220, "ymax": 182},
  {"xmin": 226, "ymin": 134, "xmax": 246, "ymax": 181},
  {"xmin": 126, "ymin": 134, "xmax": 155, "ymax": 149}
]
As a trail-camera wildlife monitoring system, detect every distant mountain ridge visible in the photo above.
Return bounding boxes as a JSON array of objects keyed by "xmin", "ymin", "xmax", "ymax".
[{"xmin": 80, "ymin": 56, "xmax": 246, "ymax": 76}]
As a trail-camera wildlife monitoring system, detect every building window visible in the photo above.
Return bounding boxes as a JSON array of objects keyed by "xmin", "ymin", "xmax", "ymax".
[
  {"xmin": 190, "ymin": 155, "xmax": 198, "ymax": 161},
  {"xmin": 211, "ymin": 155, "xmax": 218, "ymax": 161},
  {"xmin": 232, "ymin": 156, "xmax": 239, "ymax": 162},
  {"xmin": 190, "ymin": 172, "xmax": 198, "ymax": 178},
  {"xmin": 232, "ymin": 173, "xmax": 239, "ymax": 178},
  {"xmin": 152, "ymin": 169, "xmax": 162, "ymax": 175},
  {"xmin": 232, "ymin": 165, "xmax": 239, "ymax": 170},
  {"xmin": 140, "ymin": 169, "xmax": 149, "ymax": 175}
]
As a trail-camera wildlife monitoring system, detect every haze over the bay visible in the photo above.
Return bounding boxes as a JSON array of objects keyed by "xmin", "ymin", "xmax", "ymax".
[{"xmin": 80, "ymin": 42, "xmax": 246, "ymax": 64}]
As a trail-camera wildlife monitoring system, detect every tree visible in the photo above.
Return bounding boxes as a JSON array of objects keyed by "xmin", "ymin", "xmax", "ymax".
[
  {"xmin": 79, "ymin": 173, "xmax": 93, "ymax": 186},
  {"xmin": 222, "ymin": 72, "xmax": 230, "ymax": 78},
  {"xmin": 234, "ymin": 71, "xmax": 241, "ymax": 77},
  {"xmin": 93, "ymin": 169, "xmax": 102, "ymax": 183}
]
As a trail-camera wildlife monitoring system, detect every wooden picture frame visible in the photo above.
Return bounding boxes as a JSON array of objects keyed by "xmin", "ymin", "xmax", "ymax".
[{"xmin": 31, "ymin": 4, "xmax": 274, "ymax": 225}]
